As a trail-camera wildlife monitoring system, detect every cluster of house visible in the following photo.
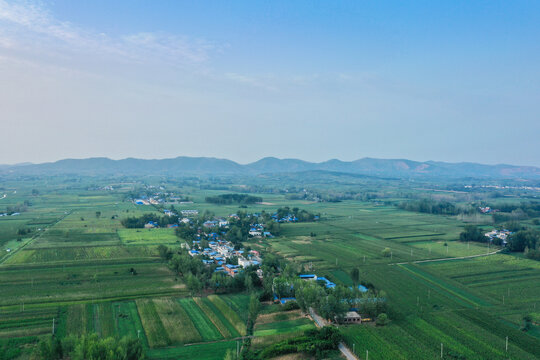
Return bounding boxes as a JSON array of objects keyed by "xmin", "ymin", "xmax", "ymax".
[
  {"xmin": 134, "ymin": 198, "xmax": 160, "ymax": 206},
  {"xmin": 248, "ymin": 224, "xmax": 273, "ymax": 237},
  {"xmin": 485, "ymin": 229, "xmax": 512, "ymax": 244},
  {"xmin": 479, "ymin": 206, "xmax": 499, "ymax": 214},
  {"xmin": 133, "ymin": 189, "xmax": 189, "ymax": 206},
  {"xmin": 189, "ymin": 239, "xmax": 263, "ymax": 278},
  {"xmin": 274, "ymin": 274, "xmax": 371, "ymax": 324}
]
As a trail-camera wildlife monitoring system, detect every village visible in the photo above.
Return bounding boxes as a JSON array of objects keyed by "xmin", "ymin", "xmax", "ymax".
[{"xmin": 137, "ymin": 203, "xmax": 313, "ymax": 280}]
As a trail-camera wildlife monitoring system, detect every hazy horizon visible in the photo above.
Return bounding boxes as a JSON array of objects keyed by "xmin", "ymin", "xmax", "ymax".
[
  {"xmin": 1, "ymin": 1, "xmax": 539, "ymax": 166},
  {"xmin": 2, "ymin": 154, "xmax": 540, "ymax": 169}
]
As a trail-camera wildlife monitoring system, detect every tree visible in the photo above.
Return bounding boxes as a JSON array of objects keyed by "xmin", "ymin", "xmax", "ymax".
[
  {"xmin": 248, "ymin": 294, "xmax": 260, "ymax": 322},
  {"xmin": 187, "ymin": 274, "xmax": 202, "ymax": 296},
  {"xmin": 95, "ymin": 211, "xmax": 101, "ymax": 218},
  {"xmin": 459, "ymin": 225, "xmax": 486, "ymax": 243},
  {"xmin": 33, "ymin": 334, "xmax": 145, "ymax": 360},
  {"xmin": 351, "ymin": 268, "xmax": 360, "ymax": 285},
  {"xmin": 508, "ymin": 229, "xmax": 540, "ymax": 252},
  {"xmin": 521, "ymin": 315, "xmax": 533, "ymax": 332},
  {"xmin": 157, "ymin": 244, "xmax": 172, "ymax": 261},
  {"xmin": 376, "ymin": 313, "xmax": 389, "ymax": 326}
]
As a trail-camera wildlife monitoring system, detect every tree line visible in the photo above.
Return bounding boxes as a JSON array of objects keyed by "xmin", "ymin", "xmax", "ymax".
[
  {"xmin": 32, "ymin": 334, "xmax": 144, "ymax": 360},
  {"xmin": 120, "ymin": 213, "xmax": 178, "ymax": 228},
  {"xmin": 398, "ymin": 198, "xmax": 470, "ymax": 216},
  {"xmin": 460, "ymin": 225, "xmax": 540, "ymax": 260},
  {"xmin": 205, "ymin": 193, "xmax": 262, "ymax": 205}
]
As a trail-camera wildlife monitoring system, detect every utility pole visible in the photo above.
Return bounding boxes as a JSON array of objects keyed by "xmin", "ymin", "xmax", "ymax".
[
  {"xmin": 52, "ymin": 318, "xmax": 55, "ymax": 335},
  {"xmin": 353, "ymin": 343, "xmax": 355, "ymax": 353},
  {"xmin": 440, "ymin": 343, "xmax": 443, "ymax": 358},
  {"xmin": 506, "ymin": 336, "xmax": 508, "ymax": 352},
  {"xmin": 363, "ymin": 255, "xmax": 366, "ymax": 263},
  {"xmin": 137, "ymin": 330, "xmax": 140, "ymax": 338},
  {"xmin": 237, "ymin": 340, "xmax": 240, "ymax": 359},
  {"xmin": 366, "ymin": 349, "xmax": 369, "ymax": 360}
]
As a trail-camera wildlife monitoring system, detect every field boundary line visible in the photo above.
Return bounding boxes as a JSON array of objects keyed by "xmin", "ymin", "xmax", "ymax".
[
  {"xmin": 389, "ymin": 248, "xmax": 502, "ymax": 266},
  {"xmin": 0, "ymin": 210, "xmax": 72, "ymax": 265}
]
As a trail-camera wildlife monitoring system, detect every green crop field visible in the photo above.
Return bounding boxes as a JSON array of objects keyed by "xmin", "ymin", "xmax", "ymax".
[
  {"xmin": 0, "ymin": 179, "xmax": 538, "ymax": 359},
  {"xmin": 146, "ymin": 340, "xmax": 237, "ymax": 360},
  {"xmin": 178, "ymin": 298, "xmax": 223, "ymax": 341},
  {"xmin": 207, "ymin": 295, "xmax": 247, "ymax": 336}
]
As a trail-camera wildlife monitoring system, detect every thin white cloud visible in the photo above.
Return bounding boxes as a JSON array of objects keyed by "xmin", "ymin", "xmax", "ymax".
[
  {"xmin": 224, "ymin": 72, "xmax": 278, "ymax": 91},
  {"xmin": 0, "ymin": 0, "xmax": 217, "ymax": 68}
]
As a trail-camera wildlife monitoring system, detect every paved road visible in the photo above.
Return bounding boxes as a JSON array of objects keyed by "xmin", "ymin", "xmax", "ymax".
[
  {"xmin": 309, "ymin": 308, "xmax": 359, "ymax": 360},
  {"xmin": 338, "ymin": 343, "xmax": 359, "ymax": 360},
  {"xmin": 390, "ymin": 249, "xmax": 501, "ymax": 266}
]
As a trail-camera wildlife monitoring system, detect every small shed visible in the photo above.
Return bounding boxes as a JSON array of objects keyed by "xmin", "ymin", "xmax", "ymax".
[{"xmin": 340, "ymin": 311, "xmax": 362, "ymax": 324}]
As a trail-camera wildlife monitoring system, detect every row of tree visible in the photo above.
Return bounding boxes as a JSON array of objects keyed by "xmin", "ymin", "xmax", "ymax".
[
  {"xmin": 205, "ymin": 193, "xmax": 262, "ymax": 205},
  {"xmin": 272, "ymin": 276, "xmax": 387, "ymax": 321},
  {"xmin": 398, "ymin": 199, "xmax": 466, "ymax": 216},
  {"xmin": 276, "ymin": 206, "xmax": 318, "ymax": 222},
  {"xmin": 120, "ymin": 213, "xmax": 178, "ymax": 228},
  {"xmin": 33, "ymin": 334, "xmax": 144, "ymax": 360},
  {"xmin": 459, "ymin": 225, "xmax": 540, "ymax": 259}
]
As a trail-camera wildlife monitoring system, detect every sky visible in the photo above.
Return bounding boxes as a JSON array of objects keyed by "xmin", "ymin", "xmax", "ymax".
[{"xmin": 0, "ymin": 0, "xmax": 539, "ymax": 166}]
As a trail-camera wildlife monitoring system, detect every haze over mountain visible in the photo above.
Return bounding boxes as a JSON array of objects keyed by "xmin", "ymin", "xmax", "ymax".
[{"xmin": 2, "ymin": 157, "xmax": 539, "ymax": 180}]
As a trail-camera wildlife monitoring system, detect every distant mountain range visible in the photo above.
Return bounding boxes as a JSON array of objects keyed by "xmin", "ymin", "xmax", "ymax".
[{"xmin": 1, "ymin": 156, "xmax": 539, "ymax": 179}]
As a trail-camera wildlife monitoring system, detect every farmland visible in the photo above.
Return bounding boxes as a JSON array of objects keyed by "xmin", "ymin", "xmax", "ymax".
[{"xmin": 0, "ymin": 178, "xmax": 538, "ymax": 359}]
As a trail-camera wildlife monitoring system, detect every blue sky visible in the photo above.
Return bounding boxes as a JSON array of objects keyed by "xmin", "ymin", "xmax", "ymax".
[{"xmin": 0, "ymin": 0, "xmax": 539, "ymax": 166}]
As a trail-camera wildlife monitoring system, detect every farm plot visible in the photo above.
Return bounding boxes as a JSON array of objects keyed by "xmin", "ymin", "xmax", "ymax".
[
  {"xmin": 251, "ymin": 305, "xmax": 316, "ymax": 350},
  {"xmin": 136, "ymin": 298, "xmax": 201, "ymax": 347},
  {"xmin": 146, "ymin": 340, "xmax": 237, "ymax": 360},
  {"xmin": 113, "ymin": 301, "xmax": 147, "ymax": 344},
  {"xmin": 254, "ymin": 318, "xmax": 314, "ymax": 337},
  {"xmin": 410, "ymin": 240, "xmax": 493, "ymax": 258},
  {"xmin": 207, "ymin": 295, "xmax": 246, "ymax": 335},
  {"xmin": 4, "ymin": 245, "xmax": 157, "ymax": 264},
  {"xmin": 178, "ymin": 298, "xmax": 222, "ymax": 341},
  {"xmin": 420, "ymin": 254, "xmax": 540, "ymax": 310},
  {"xmin": 27, "ymin": 229, "xmax": 121, "ymax": 249},
  {"xmin": 193, "ymin": 297, "xmax": 233, "ymax": 338},
  {"xmin": 0, "ymin": 263, "xmax": 183, "ymax": 307},
  {"xmin": 0, "ymin": 307, "xmax": 57, "ymax": 339},
  {"xmin": 118, "ymin": 228, "xmax": 179, "ymax": 245}
]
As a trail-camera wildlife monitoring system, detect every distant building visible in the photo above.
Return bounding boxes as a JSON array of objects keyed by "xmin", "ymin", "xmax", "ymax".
[
  {"xmin": 339, "ymin": 311, "xmax": 362, "ymax": 324},
  {"xmin": 224, "ymin": 264, "xmax": 240, "ymax": 277},
  {"xmin": 238, "ymin": 257, "xmax": 252, "ymax": 268}
]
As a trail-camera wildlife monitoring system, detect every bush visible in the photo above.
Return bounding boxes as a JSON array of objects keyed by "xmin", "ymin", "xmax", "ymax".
[
  {"xmin": 376, "ymin": 313, "xmax": 389, "ymax": 326},
  {"xmin": 282, "ymin": 300, "xmax": 300, "ymax": 311}
]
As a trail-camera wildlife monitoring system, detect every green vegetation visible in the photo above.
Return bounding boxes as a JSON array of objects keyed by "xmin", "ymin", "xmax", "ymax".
[
  {"xmin": 33, "ymin": 334, "xmax": 144, "ymax": 360},
  {"xmin": 205, "ymin": 193, "xmax": 262, "ymax": 205},
  {"xmin": 0, "ymin": 176, "xmax": 538, "ymax": 359}
]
